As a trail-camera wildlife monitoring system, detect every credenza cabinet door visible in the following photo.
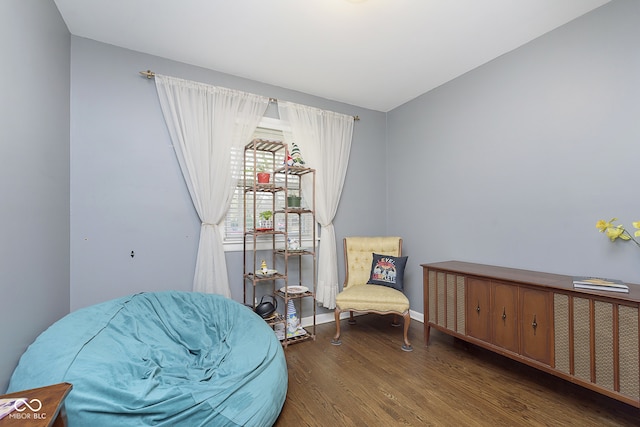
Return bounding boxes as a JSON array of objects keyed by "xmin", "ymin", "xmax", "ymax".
[
  {"xmin": 554, "ymin": 294, "xmax": 640, "ymax": 403},
  {"xmin": 466, "ymin": 278, "xmax": 491, "ymax": 342},
  {"xmin": 427, "ymin": 270, "xmax": 466, "ymax": 335},
  {"xmin": 618, "ymin": 304, "xmax": 640, "ymax": 401},
  {"xmin": 520, "ymin": 287, "xmax": 551, "ymax": 365},
  {"xmin": 492, "ymin": 282, "xmax": 519, "ymax": 353}
]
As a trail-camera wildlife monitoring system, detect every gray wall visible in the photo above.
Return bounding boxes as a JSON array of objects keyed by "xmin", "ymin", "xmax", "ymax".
[
  {"xmin": 0, "ymin": 1, "xmax": 70, "ymax": 392},
  {"xmin": 3, "ymin": 0, "xmax": 635, "ymax": 391},
  {"xmin": 387, "ymin": 0, "xmax": 640, "ymax": 312},
  {"xmin": 69, "ymin": 37, "xmax": 387, "ymax": 313}
]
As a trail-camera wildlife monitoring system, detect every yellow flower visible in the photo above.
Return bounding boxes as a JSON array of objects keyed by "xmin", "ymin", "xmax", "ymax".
[
  {"xmin": 596, "ymin": 218, "xmax": 640, "ymax": 248},
  {"xmin": 596, "ymin": 218, "xmax": 616, "ymax": 232},
  {"xmin": 605, "ymin": 225, "xmax": 628, "ymax": 241}
]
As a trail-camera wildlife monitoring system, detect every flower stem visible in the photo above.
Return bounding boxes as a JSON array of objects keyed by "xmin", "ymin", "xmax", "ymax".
[{"xmin": 624, "ymin": 230, "xmax": 640, "ymax": 248}]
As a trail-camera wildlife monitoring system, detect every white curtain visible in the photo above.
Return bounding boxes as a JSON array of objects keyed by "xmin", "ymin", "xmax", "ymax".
[
  {"xmin": 278, "ymin": 102, "xmax": 354, "ymax": 309},
  {"xmin": 155, "ymin": 75, "xmax": 269, "ymax": 296}
]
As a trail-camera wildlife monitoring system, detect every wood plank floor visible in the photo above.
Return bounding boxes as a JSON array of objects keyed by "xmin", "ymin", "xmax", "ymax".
[{"xmin": 274, "ymin": 315, "xmax": 639, "ymax": 426}]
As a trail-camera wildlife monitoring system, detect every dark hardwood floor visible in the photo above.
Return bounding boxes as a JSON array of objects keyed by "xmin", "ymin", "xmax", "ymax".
[{"xmin": 274, "ymin": 315, "xmax": 639, "ymax": 426}]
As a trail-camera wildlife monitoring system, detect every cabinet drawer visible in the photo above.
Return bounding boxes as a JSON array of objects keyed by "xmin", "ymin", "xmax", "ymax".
[{"xmin": 520, "ymin": 287, "xmax": 551, "ymax": 366}]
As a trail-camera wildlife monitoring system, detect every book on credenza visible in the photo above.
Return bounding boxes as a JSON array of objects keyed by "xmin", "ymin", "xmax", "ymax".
[{"xmin": 572, "ymin": 276, "xmax": 629, "ymax": 293}]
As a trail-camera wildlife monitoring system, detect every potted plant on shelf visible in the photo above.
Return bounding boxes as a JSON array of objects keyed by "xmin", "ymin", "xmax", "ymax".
[
  {"xmin": 258, "ymin": 210, "xmax": 273, "ymax": 230},
  {"xmin": 256, "ymin": 160, "xmax": 270, "ymax": 184},
  {"xmin": 287, "ymin": 190, "xmax": 301, "ymax": 208}
]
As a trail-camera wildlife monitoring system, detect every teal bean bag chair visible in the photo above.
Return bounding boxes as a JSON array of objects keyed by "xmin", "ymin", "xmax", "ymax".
[{"xmin": 8, "ymin": 291, "xmax": 287, "ymax": 426}]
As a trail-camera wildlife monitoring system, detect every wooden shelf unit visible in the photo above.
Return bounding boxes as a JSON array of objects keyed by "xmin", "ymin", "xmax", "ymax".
[{"xmin": 243, "ymin": 139, "xmax": 316, "ymax": 347}]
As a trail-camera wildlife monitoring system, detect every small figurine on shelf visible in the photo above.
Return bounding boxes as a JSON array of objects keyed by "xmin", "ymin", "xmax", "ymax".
[
  {"xmin": 260, "ymin": 260, "xmax": 269, "ymax": 274},
  {"xmin": 290, "ymin": 143, "xmax": 305, "ymax": 166},
  {"xmin": 286, "ymin": 300, "xmax": 306, "ymax": 338},
  {"xmin": 287, "ymin": 238, "xmax": 300, "ymax": 251}
]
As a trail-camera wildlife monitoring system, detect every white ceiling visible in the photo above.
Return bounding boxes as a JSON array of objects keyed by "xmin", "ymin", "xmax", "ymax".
[{"xmin": 54, "ymin": 0, "xmax": 611, "ymax": 112}]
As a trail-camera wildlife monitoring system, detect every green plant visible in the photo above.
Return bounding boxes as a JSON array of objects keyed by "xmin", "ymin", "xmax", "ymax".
[
  {"xmin": 259, "ymin": 210, "xmax": 273, "ymax": 221},
  {"xmin": 596, "ymin": 218, "xmax": 640, "ymax": 248},
  {"xmin": 287, "ymin": 191, "xmax": 301, "ymax": 207},
  {"xmin": 256, "ymin": 159, "xmax": 270, "ymax": 173}
]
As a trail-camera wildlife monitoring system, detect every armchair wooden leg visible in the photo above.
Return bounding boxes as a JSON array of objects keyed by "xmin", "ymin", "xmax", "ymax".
[
  {"xmin": 331, "ymin": 308, "xmax": 342, "ymax": 345},
  {"xmin": 401, "ymin": 312, "xmax": 413, "ymax": 352},
  {"xmin": 391, "ymin": 314, "xmax": 400, "ymax": 327},
  {"xmin": 348, "ymin": 311, "xmax": 356, "ymax": 325}
]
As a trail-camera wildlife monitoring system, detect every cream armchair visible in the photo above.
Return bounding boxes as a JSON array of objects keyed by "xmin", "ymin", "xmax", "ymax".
[{"xmin": 331, "ymin": 236, "xmax": 412, "ymax": 351}]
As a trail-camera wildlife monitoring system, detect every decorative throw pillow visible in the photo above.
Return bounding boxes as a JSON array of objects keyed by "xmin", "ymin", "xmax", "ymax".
[{"xmin": 367, "ymin": 253, "xmax": 408, "ymax": 291}]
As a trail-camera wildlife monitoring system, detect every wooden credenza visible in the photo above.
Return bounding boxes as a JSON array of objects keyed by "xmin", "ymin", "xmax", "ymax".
[{"xmin": 423, "ymin": 261, "xmax": 640, "ymax": 407}]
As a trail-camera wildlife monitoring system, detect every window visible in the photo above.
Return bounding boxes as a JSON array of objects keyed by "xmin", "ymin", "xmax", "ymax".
[{"xmin": 224, "ymin": 118, "xmax": 315, "ymax": 251}]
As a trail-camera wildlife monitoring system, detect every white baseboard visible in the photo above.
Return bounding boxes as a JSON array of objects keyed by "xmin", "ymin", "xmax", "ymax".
[{"xmin": 410, "ymin": 309, "xmax": 424, "ymax": 324}]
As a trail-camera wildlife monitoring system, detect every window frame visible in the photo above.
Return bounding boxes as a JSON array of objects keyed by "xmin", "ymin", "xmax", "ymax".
[{"xmin": 223, "ymin": 117, "xmax": 317, "ymax": 252}]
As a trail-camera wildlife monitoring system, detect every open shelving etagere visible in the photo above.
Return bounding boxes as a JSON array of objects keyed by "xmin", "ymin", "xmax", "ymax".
[{"xmin": 242, "ymin": 139, "xmax": 316, "ymax": 347}]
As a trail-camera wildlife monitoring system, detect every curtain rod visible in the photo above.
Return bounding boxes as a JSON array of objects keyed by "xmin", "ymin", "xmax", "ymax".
[{"xmin": 139, "ymin": 70, "xmax": 360, "ymax": 121}]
